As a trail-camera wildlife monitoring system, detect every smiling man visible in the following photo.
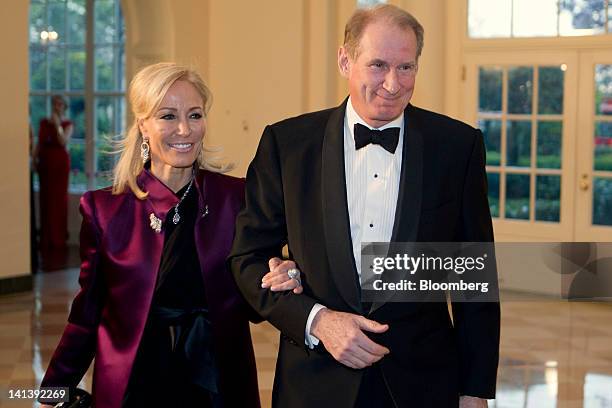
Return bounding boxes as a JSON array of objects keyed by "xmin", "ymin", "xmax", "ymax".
[{"xmin": 230, "ymin": 4, "xmax": 499, "ymax": 408}]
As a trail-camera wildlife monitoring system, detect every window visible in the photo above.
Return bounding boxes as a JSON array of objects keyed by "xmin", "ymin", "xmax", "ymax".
[
  {"xmin": 468, "ymin": 0, "xmax": 612, "ymax": 38},
  {"xmin": 357, "ymin": 0, "xmax": 386, "ymax": 8},
  {"xmin": 463, "ymin": 0, "xmax": 612, "ymax": 241},
  {"xmin": 592, "ymin": 64, "xmax": 612, "ymax": 226},
  {"xmin": 584, "ymin": 373, "xmax": 612, "ymax": 406},
  {"xmin": 479, "ymin": 65, "xmax": 565, "ymax": 222},
  {"xmin": 29, "ymin": 0, "xmax": 125, "ymax": 192}
]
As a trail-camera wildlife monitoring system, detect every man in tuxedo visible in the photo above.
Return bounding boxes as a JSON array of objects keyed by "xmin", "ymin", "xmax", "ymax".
[{"xmin": 230, "ymin": 4, "xmax": 499, "ymax": 407}]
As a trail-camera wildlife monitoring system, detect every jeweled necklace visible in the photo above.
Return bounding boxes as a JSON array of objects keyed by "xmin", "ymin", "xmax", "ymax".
[{"xmin": 172, "ymin": 177, "xmax": 194, "ymax": 224}]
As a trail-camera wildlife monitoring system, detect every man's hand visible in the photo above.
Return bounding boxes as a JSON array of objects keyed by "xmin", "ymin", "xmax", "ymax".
[
  {"xmin": 261, "ymin": 258, "xmax": 303, "ymax": 294},
  {"xmin": 310, "ymin": 308, "xmax": 389, "ymax": 369},
  {"xmin": 460, "ymin": 396, "xmax": 488, "ymax": 408}
]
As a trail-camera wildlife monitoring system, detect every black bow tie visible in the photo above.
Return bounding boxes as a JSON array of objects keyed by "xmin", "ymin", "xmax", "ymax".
[{"xmin": 353, "ymin": 123, "xmax": 400, "ymax": 154}]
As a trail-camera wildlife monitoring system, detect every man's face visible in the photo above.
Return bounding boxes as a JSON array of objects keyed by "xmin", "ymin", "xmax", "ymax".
[{"xmin": 339, "ymin": 21, "xmax": 418, "ymax": 128}]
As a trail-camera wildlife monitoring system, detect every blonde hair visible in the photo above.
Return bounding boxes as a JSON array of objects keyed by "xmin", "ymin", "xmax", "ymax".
[
  {"xmin": 112, "ymin": 62, "xmax": 230, "ymax": 199},
  {"xmin": 343, "ymin": 4, "xmax": 424, "ymax": 61}
]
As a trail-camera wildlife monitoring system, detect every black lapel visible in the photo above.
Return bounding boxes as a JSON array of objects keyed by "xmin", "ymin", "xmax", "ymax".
[
  {"xmin": 321, "ymin": 99, "xmax": 362, "ymax": 313},
  {"xmin": 370, "ymin": 104, "xmax": 424, "ymax": 314}
]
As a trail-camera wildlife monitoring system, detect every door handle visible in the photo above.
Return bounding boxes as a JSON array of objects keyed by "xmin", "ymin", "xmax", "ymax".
[{"xmin": 579, "ymin": 174, "xmax": 590, "ymax": 191}]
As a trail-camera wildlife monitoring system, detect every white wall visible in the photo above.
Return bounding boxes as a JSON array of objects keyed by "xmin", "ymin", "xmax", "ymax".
[{"xmin": 0, "ymin": 2, "xmax": 31, "ymax": 278}]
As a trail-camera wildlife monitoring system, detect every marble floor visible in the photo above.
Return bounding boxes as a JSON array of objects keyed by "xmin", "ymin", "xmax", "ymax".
[{"xmin": 0, "ymin": 268, "xmax": 611, "ymax": 407}]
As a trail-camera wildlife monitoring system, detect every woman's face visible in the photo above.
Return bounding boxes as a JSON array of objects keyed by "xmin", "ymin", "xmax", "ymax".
[
  {"xmin": 139, "ymin": 80, "xmax": 206, "ymax": 171},
  {"xmin": 52, "ymin": 97, "xmax": 66, "ymax": 116}
]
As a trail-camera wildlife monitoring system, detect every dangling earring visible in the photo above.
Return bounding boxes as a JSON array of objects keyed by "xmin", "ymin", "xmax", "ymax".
[{"xmin": 141, "ymin": 138, "xmax": 150, "ymax": 164}]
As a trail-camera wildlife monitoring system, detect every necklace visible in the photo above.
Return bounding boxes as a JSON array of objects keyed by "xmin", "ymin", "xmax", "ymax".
[{"xmin": 172, "ymin": 177, "xmax": 194, "ymax": 224}]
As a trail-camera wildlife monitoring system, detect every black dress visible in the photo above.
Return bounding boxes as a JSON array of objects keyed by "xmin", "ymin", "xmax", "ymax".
[{"xmin": 122, "ymin": 182, "xmax": 221, "ymax": 407}]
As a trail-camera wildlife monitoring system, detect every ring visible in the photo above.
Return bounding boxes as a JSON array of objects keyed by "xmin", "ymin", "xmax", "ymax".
[{"xmin": 287, "ymin": 268, "xmax": 300, "ymax": 280}]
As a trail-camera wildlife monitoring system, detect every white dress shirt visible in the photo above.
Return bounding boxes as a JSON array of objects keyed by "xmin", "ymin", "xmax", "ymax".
[{"xmin": 305, "ymin": 98, "xmax": 404, "ymax": 348}]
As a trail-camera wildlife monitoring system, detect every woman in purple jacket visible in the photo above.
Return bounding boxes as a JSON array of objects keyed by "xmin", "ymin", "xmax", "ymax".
[{"xmin": 40, "ymin": 62, "xmax": 301, "ymax": 408}]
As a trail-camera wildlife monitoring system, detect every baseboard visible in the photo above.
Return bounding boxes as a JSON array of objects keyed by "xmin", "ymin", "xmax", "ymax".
[{"xmin": 0, "ymin": 274, "xmax": 33, "ymax": 296}]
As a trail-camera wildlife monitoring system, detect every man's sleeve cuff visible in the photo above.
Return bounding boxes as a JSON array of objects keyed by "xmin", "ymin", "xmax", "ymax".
[{"xmin": 305, "ymin": 303, "xmax": 327, "ymax": 349}]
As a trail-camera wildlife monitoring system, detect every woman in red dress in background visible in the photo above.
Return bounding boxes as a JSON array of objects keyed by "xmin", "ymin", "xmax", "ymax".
[{"xmin": 35, "ymin": 95, "xmax": 73, "ymax": 270}]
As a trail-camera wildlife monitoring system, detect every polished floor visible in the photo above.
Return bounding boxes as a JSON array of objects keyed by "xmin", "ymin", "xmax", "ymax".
[{"xmin": 0, "ymin": 268, "xmax": 611, "ymax": 407}]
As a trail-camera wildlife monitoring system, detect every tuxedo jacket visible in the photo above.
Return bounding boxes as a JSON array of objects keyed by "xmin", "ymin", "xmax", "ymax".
[
  {"xmin": 42, "ymin": 170, "xmax": 260, "ymax": 408},
  {"xmin": 230, "ymin": 101, "xmax": 500, "ymax": 407}
]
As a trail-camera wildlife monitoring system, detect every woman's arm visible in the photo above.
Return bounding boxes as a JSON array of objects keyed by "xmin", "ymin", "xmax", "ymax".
[
  {"xmin": 40, "ymin": 192, "xmax": 105, "ymax": 394},
  {"xmin": 53, "ymin": 116, "xmax": 72, "ymax": 147},
  {"xmin": 60, "ymin": 122, "xmax": 74, "ymax": 147}
]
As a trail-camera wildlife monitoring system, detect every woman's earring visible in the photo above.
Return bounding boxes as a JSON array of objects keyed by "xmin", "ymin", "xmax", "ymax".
[{"xmin": 141, "ymin": 138, "xmax": 150, "ymax": 164}]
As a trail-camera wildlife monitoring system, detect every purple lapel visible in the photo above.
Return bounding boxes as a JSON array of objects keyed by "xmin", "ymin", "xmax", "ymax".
[{"xmin": 193, "ymin": 171, "xmax": 243, "ymax": 321}]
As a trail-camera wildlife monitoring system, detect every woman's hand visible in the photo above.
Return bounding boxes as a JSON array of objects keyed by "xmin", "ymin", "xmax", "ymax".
[
  {"xmin": 51, "ymin": 112, "xmax": 62, "ymax": 127},
  {"xmin": 261, "ymin": 258, "xmax": 303, "ymax": 294}
]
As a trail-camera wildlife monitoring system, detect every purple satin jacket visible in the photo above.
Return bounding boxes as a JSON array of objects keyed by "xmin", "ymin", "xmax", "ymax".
[{"xmin": 41, "ymin": 169, "xmax": 260, "ymax": 408}]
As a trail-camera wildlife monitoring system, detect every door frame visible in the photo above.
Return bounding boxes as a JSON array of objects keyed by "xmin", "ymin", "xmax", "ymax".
[{"xmin": 575, "ymin": 50, "xmax": 612, "ymax": 241}]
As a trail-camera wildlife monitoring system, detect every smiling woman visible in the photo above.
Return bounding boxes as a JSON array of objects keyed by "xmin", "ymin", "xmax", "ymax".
[
  {"xmin": 38, "ymin": 62, "xmax": 301, "ymax": 408},
  {"xmin": 112, "ymin": 63, "xmax": 220, "ymax": 198},
  {"xmin": 138, "ymin": 78, "xmax": 208, "ymax": 191}
]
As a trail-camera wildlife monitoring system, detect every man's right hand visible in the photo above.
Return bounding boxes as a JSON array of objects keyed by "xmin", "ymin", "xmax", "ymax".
[{"xmin": 310, "ymin": 308, "xmax": 390, "ymax": 369}]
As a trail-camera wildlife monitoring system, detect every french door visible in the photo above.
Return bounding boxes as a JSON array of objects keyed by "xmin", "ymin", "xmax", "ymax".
[{"xmin": 464, "ymin": 50, "xmax": 612, "ymax": 242}]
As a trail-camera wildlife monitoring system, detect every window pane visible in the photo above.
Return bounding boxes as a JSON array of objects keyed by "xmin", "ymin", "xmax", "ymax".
[
  {"xmin": 594, "ymin": 122, "xmax": 612, "ymax": 171},
  {"xmin": 507, "ymin": 120, "xmax": 531, "ymax": 167},
  {"xmin": 506, "ymin": 174, "xmax": 530, "ymax": 220},
  {"xmin": 67, "ymin": 96, "xmax": 85, "ymax": 141},
  {"xmin": 119, "ymin": 45, "xmax": 126, "ymax": 91},
  {"xmin": 67, "ymin": 0, "xmax": 86, "ymax": 44},
  {"xmin": 513, "ymin": 0, "xmax": 558, "ymax": 37},
  {"xmin": 95, "ymin": 97, "xmax": 116, "ymax": 188},
  {"xmin": 480, "ymin": 119, "xmax": 501, "ymax": 165},
  {"xmin": 559, "ymin": 0, "xmax": 606, "ymax": 36},
  {"xmin": 593, "ymin": 177, "xmax": 612, "ymax": 225},
  {"xmin": 118, "ymin": 5, "xmax": 126, "ymax": 43},
  {"xmin": 508, "ymin": 67, "xmax": 533, "ymax": 114},
  {"xmin": 96, "ymin": 97, "xmax": 115, "ymax": 138},
  {"xmin": 536, "ymin": 175, "xmax": 561, "ymax": 222},
  {"xmin": 66, "ymin": 96, "xmax": 85, "ymax": 191},
  {"xmin": 595, "ymin": 64, "xmax": 612, "ymax": 115},
  {"xmin": 95, "ymin": 0, "xmax": 116, "ymax": 44},
  {"xmin": 29, "ymin": 46, "xmax": 47, "ymax": 91},
  {"xmin": 68, "ymin": 47, "xmax": 85, "ymax": 90},
  {"xmin": 48, "ymin": 2, "xmax": 66, "ymax": 44},
  {"xmin": 30, "ymin": 0, "xmax": 127, "ymax": 192},
  {"xmin": 468, "ymin": 0, "xmax": 512, "ymax": 38},
  {"xmin": 49, "ymin": 46, "xmax": 66, "ymax": 91},
  {"xmin": 30, "ymin": 96, "xmax": 48, "ymax": 144},
  {"xmin": 537, "ymin": 121, "xmax": 562, "ymax": 169},
  {"xmin": 357, "ymin": 0, "xmax": 386, "ymax": 7},
  {"xmin": 479, "ymin": 67, "xmax": 503, "ymax": 113},
  {"xmin": 584, "ymin": 373, "xmax": 612, "ymax": 406},
  {"xmin": 96, "ymin": 46, "xmax": 115, "ymax": 90},
  {"xmin": 69, "ymin": 141, "xmax": 86, "ymax": 191},
  {"xmin": 29, "ymin": 3, "xmax": 45, "ymax": 43},
  {"xmin": 487, "ymin": 172, "xmax": 500, "ymax": 217},
  {"xmin": 118, "ymin": 97, "xmax": 127, "ymax": 134},
  {"xmin": 95, "ymin": 147, "xmax": 115, "ymax": 188},
  {"xmin": 538, "ymin": 66, "xmax": 564, "ymax": 114}
]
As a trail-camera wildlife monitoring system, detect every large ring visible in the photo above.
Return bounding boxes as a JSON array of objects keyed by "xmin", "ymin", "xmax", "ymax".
[{"xmin": 287, "ymin": 268, "xmax": 300, "ymax": 280}]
